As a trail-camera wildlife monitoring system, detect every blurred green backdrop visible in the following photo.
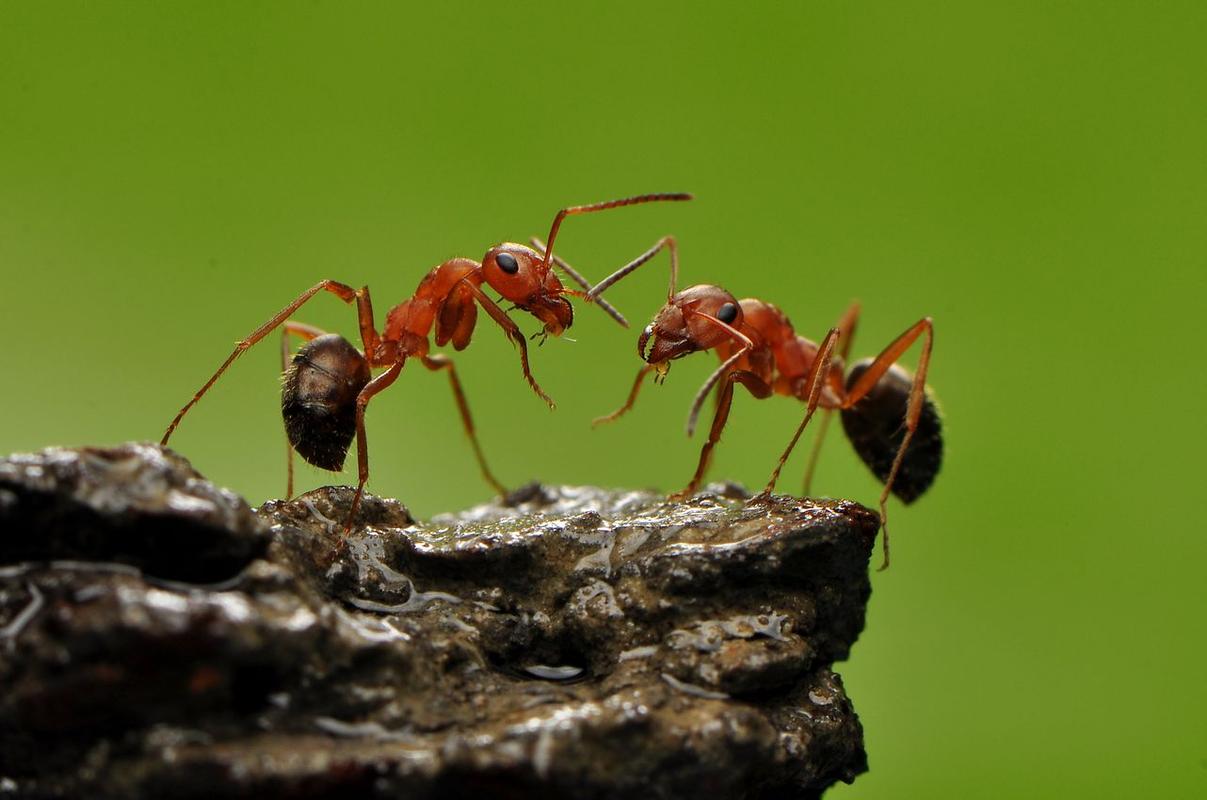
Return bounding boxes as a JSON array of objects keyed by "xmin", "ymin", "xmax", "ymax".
[{"xmin": 2, "ymin": 2, "xmax": 1205, "ymax": 796}]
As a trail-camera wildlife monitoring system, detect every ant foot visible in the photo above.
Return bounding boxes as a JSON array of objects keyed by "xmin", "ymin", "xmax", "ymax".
[
  {"xmin": 749, "ymin": 490, "xmax": 774, "ymax": 505},
  {"xmin": 315, "ymin": 532, "xmax": 351, "ymax": 571},
  {"xmin": 591, "ymin": 412, "xmax": 622, "ymax": 428}
]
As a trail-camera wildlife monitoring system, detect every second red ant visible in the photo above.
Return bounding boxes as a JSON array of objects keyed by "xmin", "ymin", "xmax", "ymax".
[
  {"xmin": 161, "ymin": 193, "xmax": 692, "ymax": 526},
  {"xmin": 587, "ymin": 238, "xmax": 941, "ymax": 568}
]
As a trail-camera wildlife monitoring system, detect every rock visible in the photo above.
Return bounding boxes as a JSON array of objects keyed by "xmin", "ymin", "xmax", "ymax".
[
  {"xmin": 0, "ymin": 445, "xmax": 878, "ymax": 799},
  {"xmin": 0, "ymin": 443, "xmax": 268, "ymax": 582}
]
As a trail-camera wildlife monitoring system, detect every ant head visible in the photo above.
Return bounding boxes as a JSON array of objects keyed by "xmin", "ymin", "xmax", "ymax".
[
  {"xmin": 639, "ymin": 284, "xmax": 743, "ymax": 369},
  {"xmin": 482, "ymin": 243, "xmax": 574, "ymax": 336}
]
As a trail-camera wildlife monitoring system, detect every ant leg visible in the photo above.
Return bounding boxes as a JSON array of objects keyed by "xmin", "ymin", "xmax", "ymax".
[
  {"xmin": 671, "ymin": 379, "xmax": 734, "ymax": 502},
  {"xmin": 755, "ymin": 328, "xmax": 841, "ymax": 502},
  {"xmin": 463, "ymin": 282, "xmax": 555, "ymax": 409},
  {"xmin": 421, "ymin": 354, "xmax": 507, "ymax": 496},
  {"xmin": 588, "ymin": 236, "xmax": 680, "ymax": 303},
  {"xmin": 530, "ymin": 237, "xmax": 627, "ymax": 327},
  {"xmin": 802, "ymin": 302, "xmax": 861, "ymax": 494},
  {"xmin": 799, "ymin": 412, "xmax": 834, "ymax": 496},
  {"xmin": 686, "ymin": 347, "xmax": 749, "ymax": 437},
  {"xmin": 671, "ymin": 370, "xmax": 772, "ymax": 501},
  {"xmin": 162, "ymin": 281, "xmax": 380, "ymax": 445},
  {"xmin": 280, "ymin": 321, "xmax": 328, "ymax": 500},
  {"xmin": 680, "ymin": 313, "xmax": 761, "ymax": 437},
  {"xmin": 346, "ymin": 360, "xmax": 406, "ymax": 530},
  {"xmin": 841, "ymin": 317, "xmax": 934, "ymax": 570},
  {"xmin": 593, "ymin": 364, "xmax": 656, "ymax": 426}
]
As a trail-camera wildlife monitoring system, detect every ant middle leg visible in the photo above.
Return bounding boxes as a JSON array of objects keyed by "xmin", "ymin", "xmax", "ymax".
[
  {"xmin": 421, "ymin": 354, "xmax": 507, "ymax": 496},
  {"xmin": 802, "ymin": 302, "xmax": 861, "ymax": 495},
  {"xmin": 162, "ymin": 280, "xmax": 380, "ymax": 445},
  {"xmin": 754, "ymin": 327, "xmax": 840, "ymax": 502}
]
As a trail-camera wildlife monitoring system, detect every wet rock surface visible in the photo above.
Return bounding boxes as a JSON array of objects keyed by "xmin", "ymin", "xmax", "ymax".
[
  {"xmin": 0, "ymin": 444, "xmax": 268, "ymax": 582},
  {"xmin": 0, "ymin": 444, "xmax": 878, "ymax": 799}
]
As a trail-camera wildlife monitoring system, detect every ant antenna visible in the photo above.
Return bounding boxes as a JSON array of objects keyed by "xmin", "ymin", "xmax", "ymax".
[
  {"xmin": 587, "ymin": 235, "xmax": 679, "ymax": 302},
  {"xmin": 540, "ymin": 193, "xmax": 692, "ymax": 274},
  {"xmin": 530, "ymin": 236, "xmax": 628, "ymax": 327}
]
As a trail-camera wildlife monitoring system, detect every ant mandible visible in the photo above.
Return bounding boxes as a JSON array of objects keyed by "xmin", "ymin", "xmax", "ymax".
[
  {"xmin": 161, "ymin": 193, "xmax": 692, "ymax": 527},
  {"xmin": 586, "ymin": 239, "xmax": 941, "ymax": 569}
]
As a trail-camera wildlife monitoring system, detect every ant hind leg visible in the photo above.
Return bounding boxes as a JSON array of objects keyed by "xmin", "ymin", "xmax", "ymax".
[
  {"xmin": 345, "ymin": 361, "xmax": 405, "ymax": 532},
  {"xmin": 280, "ymin": 322, "xmax": 329, "ymax": 500},
  {"xmin": 421, "ymin": 354, "xmax": 507, "ymax": 496},
  {"xmin": 162, "ymin": 280, "xmax": 379, "ymax": 445},
  {"xmin": 839, "ymin": 317, "xmax": 935, "ymax": 570}
]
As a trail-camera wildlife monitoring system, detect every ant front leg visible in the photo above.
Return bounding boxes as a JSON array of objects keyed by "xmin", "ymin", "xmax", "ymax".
[
  {"xmin": 421, "ymin": 354, "xmax": 507, "ymax": 496},
  {"xmin": 162, "ymin": 280, "xmax": 380, "ymax": 445},
  {"xmin": 672, "ymin": 369, "xmax": 772, "ymax": 501},
  {"xmin": 593, "ymin": 364, "xmax": 657, "ymax": 426},
  {"xmin": 680, "ymin": 312, "xmax": 762, "ymax": 438},
  {"xmin": 280, "ymin": 321, "xmax": 328, "ymax": 500},
  {"xmin": 754, "ymin": 327, "xmax": 841, "ymax": 503},
  {"xmin": 463, "ymin": 282, "xmax": 555, "ymax": 409},
  {"xmin": 841, "ymin": 317, "xmax": 933, "ymax": 570}
]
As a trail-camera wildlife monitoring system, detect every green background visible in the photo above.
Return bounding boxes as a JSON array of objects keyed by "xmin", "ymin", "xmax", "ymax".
[{"xmin": 2, "ymin": 2, "xmax": 1204, "ymax": 796}]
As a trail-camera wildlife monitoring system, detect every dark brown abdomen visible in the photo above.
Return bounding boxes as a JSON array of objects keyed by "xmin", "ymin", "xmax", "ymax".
[
  {"xmin": 840, "ymin": 359, "xmax": 943, "ymax": 503},
  {"xmin": 281, "ymin": 334, "xmax": 371, "ymax": 471}
]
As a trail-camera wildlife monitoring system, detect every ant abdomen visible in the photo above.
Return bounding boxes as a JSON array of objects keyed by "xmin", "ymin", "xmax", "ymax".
[
  {"xmin": 281, "ymin": 334, "xmax": 371, "ymax": 471},
  {"xmin": 840, "ymin": 359, "xmax": 943, "ymax": 503}
]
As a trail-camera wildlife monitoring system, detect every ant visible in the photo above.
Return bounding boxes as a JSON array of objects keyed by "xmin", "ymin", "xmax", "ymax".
[
  {"xmin": 586, "ymin": 238, "xmax": 941, "ymax": 569},
  {"xmin": 161, "ymin": 193, "xmax": 692, "ymax": 527}
]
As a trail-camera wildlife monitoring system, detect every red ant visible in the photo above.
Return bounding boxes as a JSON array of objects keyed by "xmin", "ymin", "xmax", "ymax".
[
  {"xmin": 587, "ymin": 239, "xmax": 941, "ymax": 569},
  {"xmin": 161, "ymin": 193, "xmax": 692, "ymax": 526}
]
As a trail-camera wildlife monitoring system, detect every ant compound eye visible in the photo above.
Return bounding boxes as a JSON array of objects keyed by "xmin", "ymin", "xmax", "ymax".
[
  {"xmin": 496, "ymin": 252, "xmax": 519, "ymax": 274},
  {"xmin": 716, "ymin": 302, "xmax": 738, "ymax": 324}
]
